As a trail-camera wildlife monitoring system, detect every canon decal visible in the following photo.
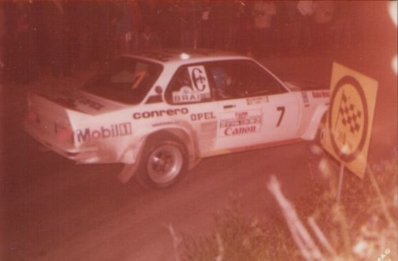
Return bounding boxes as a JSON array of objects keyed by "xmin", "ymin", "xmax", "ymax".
[
  {"xmin": 133, "ymin": 108, "xmax": 189, "ymax": 119},
  {"xmin": 219, "ymin": 110, "xmax": 262, "ymax": 137},
  {"xmin": 75, "ymin": 122, "xmax": 132, "ymax": 143},
  {"xmin": 224, "ymin": 125, "xmax": 257, "ymax": 136}
]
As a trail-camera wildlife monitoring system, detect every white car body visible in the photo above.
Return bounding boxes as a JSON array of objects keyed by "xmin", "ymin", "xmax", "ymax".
[{"xmin": 24, "ymin": 50, "xmax": 329, "ymax": 186}]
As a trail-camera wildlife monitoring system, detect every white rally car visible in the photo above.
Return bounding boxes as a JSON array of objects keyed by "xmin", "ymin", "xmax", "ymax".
[{"xmin": 24, "ymin": 50, "xmax": 329, "ymax": 188}]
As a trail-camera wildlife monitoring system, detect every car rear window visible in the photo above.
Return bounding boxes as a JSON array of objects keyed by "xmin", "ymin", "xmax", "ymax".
[{"xmin": 83, "ymin": 57, "xmax": 162, "ymax": 104}]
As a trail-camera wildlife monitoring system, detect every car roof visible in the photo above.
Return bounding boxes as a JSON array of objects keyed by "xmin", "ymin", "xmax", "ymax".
[{"xmin": 123, "ymin": 49, "xmax": 251, "ymax": 65}]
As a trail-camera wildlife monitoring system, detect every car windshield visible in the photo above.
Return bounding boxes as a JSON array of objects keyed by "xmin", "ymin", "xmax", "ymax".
[{"xmin": 83, "ymin": 57, "xmax": 162, "ymax": 104}]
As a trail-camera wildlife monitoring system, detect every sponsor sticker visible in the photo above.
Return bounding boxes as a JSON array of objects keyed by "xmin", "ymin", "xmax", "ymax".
[
  {"xmin": 172, "ymin": 65, "xmax": 211, "ymax": 104},
  {"xmin": 190, "ymin": 112, "xmax": 216, "ymax": 121},
  {"xmin": 131, "ymin": 71, "xmax": 146, "ymax": 89},
  {"xmin": 302, "ymin": 91, "xmax": 310, "ymax": 107},
  {"xmin": 246, "ymin": 96, "xmax": 269, "ymax": 105},
  {"xmin": 219, "ymin": 110, "xmax": 262, "ymax": 137},
  {"xmin": 54, "ymin": 96, "xmax": 105, "ymax": 111},
  {"xmin": 75, "ymin": 122, "xmax": 132, "ymax": 143},
  {"xmin": 311, "ymin": 90, "xmax": 330, "ymax": 98},
  {"xmin": 198, "ymin": 121, "xmax": 218, "ymax": 151},
  {"xmin": 188, "ymin": 66, "xmax": 209, "ymax": 92},
  {"xmin": 172, "ymin": 87, "xmax": 210, "ymax": 103},
  {"xmin": 132, "ymin": 107, "xmax": 189, "ymax": 119}
]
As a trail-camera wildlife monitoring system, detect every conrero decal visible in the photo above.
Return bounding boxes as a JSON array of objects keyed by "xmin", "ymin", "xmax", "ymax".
[
  {"xmin": 132, "ymin": 108, "xmax": 189, "ymax": 119},
  {"xmin": 75, "ymin": 122, "xmax": 132, "ymax": 143}
]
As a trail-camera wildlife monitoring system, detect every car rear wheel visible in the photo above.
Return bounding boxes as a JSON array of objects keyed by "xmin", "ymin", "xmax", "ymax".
[{"xmin": 137, "ymin": 135, "xmax": 187, "ymax": 188}]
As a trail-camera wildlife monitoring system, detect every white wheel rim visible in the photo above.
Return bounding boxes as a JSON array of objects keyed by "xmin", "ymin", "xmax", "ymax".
[{"xmin": 147, "ymin": 144, "xmax": 183, "ymax": 185}]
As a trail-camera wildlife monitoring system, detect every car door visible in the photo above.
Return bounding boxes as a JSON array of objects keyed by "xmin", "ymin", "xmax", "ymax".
[
  {"xmin": 205, "ymin": 60, "xmax": 301, "ymax": 151},
  {"xmin": 164, "ymin": 64, "xmax": 220, "ymax": 156}
]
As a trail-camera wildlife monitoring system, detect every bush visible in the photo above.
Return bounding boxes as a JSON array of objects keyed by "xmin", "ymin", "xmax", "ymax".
[
  {"xmin": 180, "ymin": 200, "xmax": 298, "ymax": 261},
  {"xmin": 170, "ymin": 151, "xmax": 397, "ymax": 261}
]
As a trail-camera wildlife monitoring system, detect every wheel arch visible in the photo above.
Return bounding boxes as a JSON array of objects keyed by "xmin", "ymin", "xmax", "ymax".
[
  {"xmin": 118, "ymin": 125, "xmax": 200, "ymax": 183},
  {"xmin": 153, "ymin": 128, "xmax": 200, "ymax": 168},
  {"xmin": 301, "ymin": 105, "xmax": 329, "ymax": 141}
]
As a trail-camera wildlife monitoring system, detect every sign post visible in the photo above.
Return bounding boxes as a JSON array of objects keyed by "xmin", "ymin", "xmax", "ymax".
[
  {"xmin": 321, "ymin": 63, "xmax": 378, "ymax": 200},
  {"xmin": 336, "ymin": 163, "xmax": 344, "ymax": 203}
]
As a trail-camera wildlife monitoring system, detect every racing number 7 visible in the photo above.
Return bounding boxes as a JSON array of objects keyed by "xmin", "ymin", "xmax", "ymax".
[{"xmin": 276, "ymin": 106, "xmax": 285, "ymax": 127}]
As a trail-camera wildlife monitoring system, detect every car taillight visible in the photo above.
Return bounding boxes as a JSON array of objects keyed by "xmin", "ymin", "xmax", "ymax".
[
  {"xmin": 56, "ymin": 126, "xmax": 74, "ymax": 145},
  {"xmin": 26, "ymin": 111, "xmax": 38, "ymax": 124}
]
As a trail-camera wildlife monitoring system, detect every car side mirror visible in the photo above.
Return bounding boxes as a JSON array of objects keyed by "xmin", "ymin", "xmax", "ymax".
[{"xmin": 146, "ymin": 86, "xmax": 164, "ymax": 104}]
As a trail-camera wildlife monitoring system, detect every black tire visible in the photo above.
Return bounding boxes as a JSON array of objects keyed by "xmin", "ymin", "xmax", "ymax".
[
  {"xmin": 316, "ymin": 113, "xmax": 328, "ymax": 144},
  {"xmin": 308, "ymin": 113, "xmax": 327, "ymax": 157},
  {"xmin": 136, "ymin": 134, "xmax": 187, "ymax": 189}
]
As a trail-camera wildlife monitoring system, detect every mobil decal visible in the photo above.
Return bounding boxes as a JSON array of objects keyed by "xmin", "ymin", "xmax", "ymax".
[
  {"xmin": 219, "ymin": 110, "xmax": 262, "ymax": 136},
  {"xmin": 312, "ymin": 90, "xmax": 330, "ymax": 98},
  {"xmin": 132, "ymin": 107, "xmax": 189, "ymax": 119},
  {"xmin": 75, "ymin": 122, "xmax": 132, "ymax": 143}
]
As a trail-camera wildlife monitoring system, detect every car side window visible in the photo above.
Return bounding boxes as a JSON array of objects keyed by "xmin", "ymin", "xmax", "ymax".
[
  {"xmin": 166, "ymin": 65, "xmax": 212, "ymax": 104},
  {"xmin": 240, "ymin": 61, "xmax": 287, "ymax": 96},
  {"xmin": 207, "ymin": 63, "xmax": 241, "ymax": 100},
  {"xmin": 207, "ymin": 60, "xmax": 286, "ymax": 101}
]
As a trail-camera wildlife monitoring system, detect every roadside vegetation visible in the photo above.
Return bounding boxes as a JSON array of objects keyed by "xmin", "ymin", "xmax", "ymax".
[{"xmin": 168, "ymin": 148, "xmax": 397, "ymax": 261}]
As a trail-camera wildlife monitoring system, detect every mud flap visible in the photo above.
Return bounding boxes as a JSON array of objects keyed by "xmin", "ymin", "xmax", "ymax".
[
  {"xmin": 118, "ymin": 163, "xmax": 139, "ymax": 184},
  {"xmin": 117, "ymin": 139, "xmax": 145, "ymax": 184}
]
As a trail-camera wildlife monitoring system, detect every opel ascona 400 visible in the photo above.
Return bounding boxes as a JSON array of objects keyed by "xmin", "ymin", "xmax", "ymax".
[{"xmin": 24, "ymin": 50, "xmax": 329, "ymax": 188}]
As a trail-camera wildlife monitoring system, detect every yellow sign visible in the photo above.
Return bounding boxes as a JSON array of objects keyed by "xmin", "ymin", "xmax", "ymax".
[{"xmin": 321, "ymin": 63, "xmax": 378, "ymax": 178}]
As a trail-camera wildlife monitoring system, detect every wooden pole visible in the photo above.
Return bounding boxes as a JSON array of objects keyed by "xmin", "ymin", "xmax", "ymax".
[{"xmin": 337, "ymin": 162, "xmax": 345, "ymax": 203}]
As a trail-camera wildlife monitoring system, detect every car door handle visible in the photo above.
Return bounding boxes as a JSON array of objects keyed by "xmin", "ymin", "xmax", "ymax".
[{"xmin": 223, "ymin": 104, "xmax": 236, "ymax": 109}]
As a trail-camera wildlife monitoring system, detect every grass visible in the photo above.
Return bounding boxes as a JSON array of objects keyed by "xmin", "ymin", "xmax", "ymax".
[
  {"xmin": 179, "ymin": 199, "xmax": 298, "ymax": 261},
  {"xmin": 168, "ymin": 148, "xmax": 397, "ymax": 260}
]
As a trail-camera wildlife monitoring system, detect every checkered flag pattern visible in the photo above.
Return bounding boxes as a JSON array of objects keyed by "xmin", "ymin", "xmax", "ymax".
[{"xmin": 339, "ymin": 92, "xmax": 362, "ymax": 134}]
